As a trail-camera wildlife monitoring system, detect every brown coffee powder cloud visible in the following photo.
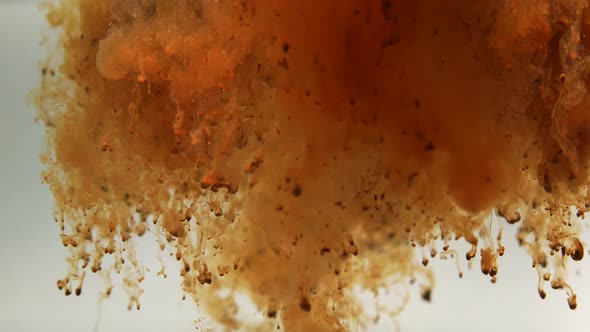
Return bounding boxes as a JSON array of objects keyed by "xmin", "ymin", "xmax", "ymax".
[{"xmin": 35, "ymin": 0, "xmax": 590, "ymax": 330}]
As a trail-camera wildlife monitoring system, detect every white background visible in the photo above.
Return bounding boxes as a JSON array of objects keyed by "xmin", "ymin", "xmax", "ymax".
[{"xmin": 1, "ymin": 1, "xmax": 590, "ymax": 331}]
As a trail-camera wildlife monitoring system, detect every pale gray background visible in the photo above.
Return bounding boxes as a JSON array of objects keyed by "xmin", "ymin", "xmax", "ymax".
[{"xmin": 2, "ymin": 1, "xmax": 590, "ymax": 331}]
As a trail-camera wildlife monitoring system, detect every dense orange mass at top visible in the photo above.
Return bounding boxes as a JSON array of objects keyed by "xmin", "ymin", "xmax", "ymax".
[{"xmin": 35, "ymin": 0, "xmax": 590, "ymax": 330}]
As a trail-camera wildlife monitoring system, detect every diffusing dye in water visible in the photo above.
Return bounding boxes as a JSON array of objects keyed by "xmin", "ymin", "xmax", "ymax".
[{"xmin": 34, "ymin": 0, "xmax": 590, "ymax": 330}]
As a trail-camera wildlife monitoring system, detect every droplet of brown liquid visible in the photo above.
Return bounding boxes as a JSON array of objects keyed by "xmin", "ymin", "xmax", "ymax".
[{"xmin": 35, "ymin": 0, "xmax": 590, "ymax": 330}]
